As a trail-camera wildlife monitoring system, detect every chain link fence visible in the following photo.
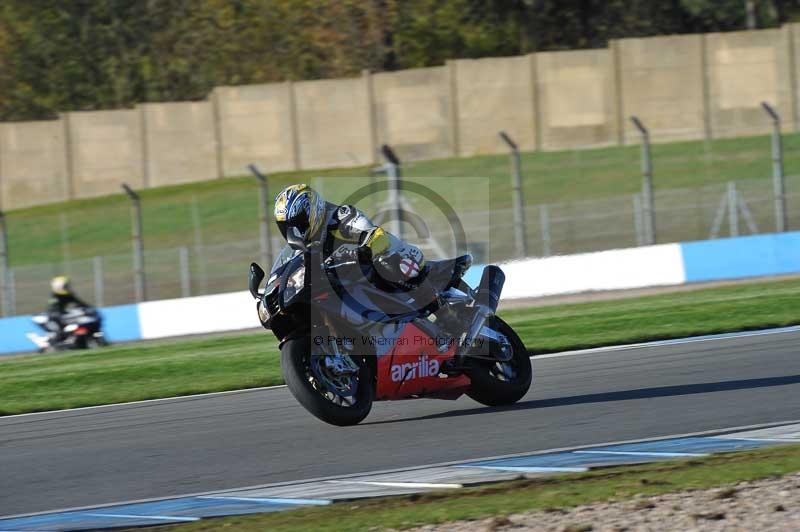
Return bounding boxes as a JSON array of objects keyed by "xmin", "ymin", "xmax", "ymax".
[{"xmin": 4, "ymin": 171, "xmax": 797, "ymax": 317}]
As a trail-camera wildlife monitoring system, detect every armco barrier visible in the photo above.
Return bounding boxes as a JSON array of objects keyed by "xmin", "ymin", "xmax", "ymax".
[{"xmin": 2, "ymin": 231, "xmax": 799, "ymax": 355}]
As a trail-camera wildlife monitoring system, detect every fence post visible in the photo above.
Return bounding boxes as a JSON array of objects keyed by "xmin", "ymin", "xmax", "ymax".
[
  {"xmin": 247, "ymin": 164, "xmax": 274, "ymax": 268},
  {"xmin": 93, "ymin": 256, "xmax": 104, "ymax": 307},
  {"xmin": 179, "ymin": 246, "xmax": 191, "ymax": 298},
  {"xmin": 633, "ymin": 193, "xmax": 644, "ymax": 246},
  {"xmin": 60, "ymin": 212, "xmax": 71, "ymax": 272},
  {"xmin": 0, "ymin": 210, "xmax": 8, "ymax": 316},
  {"xmin": 7, "ymin": 269, "xmax": 15, "ymax": 316},
  {"xmin": 539, "ymin": 204, "xmax": 552, "ymax": 257},
  {"xmin": 728, "ymin": 182, "xmax": 739, "ymax": 237},
  {"xmin": 381, "ymin": 144, "xmax": 404, "ymax": 240},
  {"xmin": 499, "ymin": 131, "xmax": 528, "ymax": 258},
  {"xmin": 122, "ymin": 183, "xmax": 146, "ymax": 302},
  {"xmin": 761, "ymin": 102, "xmax": 787, "ymax": 232},
  {"xmin": 630, "ymin": 116, "xmax": 656, "ymax": 245},
  {"xmin": 190, "ymin": 196, "xmax": 208, "ymax": 295}
]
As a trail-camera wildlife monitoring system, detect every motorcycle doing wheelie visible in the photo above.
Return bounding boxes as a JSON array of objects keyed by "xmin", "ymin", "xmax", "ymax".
[{"xmin": 248, "ymin": 231, "xmax": 532, "ymax": 426}]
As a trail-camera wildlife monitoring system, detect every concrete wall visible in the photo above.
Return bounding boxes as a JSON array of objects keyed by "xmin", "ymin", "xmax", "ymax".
[
  {"xmin": 0, "ymin": 120, "xmax": 69, "ymax": 210},
  {"xmin": 618, "ymin": 34, "xmax": 707, "ymax": 143},
  {"xmin": 294, "ymin": 75, "xmax": 374, "ymax": 168},
  {"xmin": 372, "ymin": 66, "xmax": 455, "ymax": 161},
  {"xmin": 536, "ymin": 48, "xmax": 618, "ymax": 149},
  {"xmin": 140, "ymin": 102, "xmax": 218, "ymax": 187},
  {"xmin": 213, "ymin": 83, "xmax": 297, "ymax": 175},
  {"xmin": 64, "ymin": 110, "xmax": 145, "ymax": 198},
  {"xmin": 454, "ymin": 55, "xmax": 536, "ymax": 155},
  {"xmin": 4, "ymin": 25, "xmax": 800, "ymax": 209},
  {"xmin": 706, "ymin": 27, "xmax": 794, "ymax": 137}
]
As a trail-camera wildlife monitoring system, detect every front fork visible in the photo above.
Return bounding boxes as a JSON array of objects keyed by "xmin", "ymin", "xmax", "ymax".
[
  {"xmin": 314, "ymin": 318, "xmax": 361, "ymax": 377},
  {"xmin": 453, "ymin": 266, "xmax": 506, "ymax": 367}
]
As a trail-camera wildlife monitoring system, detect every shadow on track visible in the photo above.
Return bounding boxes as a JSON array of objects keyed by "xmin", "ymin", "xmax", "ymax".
[{"xmin": 363, "ymin": 374, "xmax": 800, "ymax": 426}]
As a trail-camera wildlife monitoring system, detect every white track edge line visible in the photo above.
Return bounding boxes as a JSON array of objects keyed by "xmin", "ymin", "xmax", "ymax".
[
  {"xmin": 0, "ymin": 385, "xmax": 287, "ymax": 419},
  {"xmin": 574, "ymin": 450, "xmax": 706, "ymax": 457},
  {"xmin": 84, "ymin": 513, "xmax": 198, "ymax": 522},
  {"xmin": 325, "ymin": 480, "xmax": 462, "ymax": 489},
  {"xmin": 197, "ymin": 496, "xmax": 331, "ymax": 506},
  {"xmin": 6, "ymin": 325, "xmax": 798, "ymax": 420},
  {"xmin": 534, "ymin": 325, "xmax": 800, "ymax": 359}
]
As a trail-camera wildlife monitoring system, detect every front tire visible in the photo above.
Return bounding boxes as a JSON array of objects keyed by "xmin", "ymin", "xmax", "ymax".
[
  {"xmin": 465, "ymin": 317, "xmax": 532, "ymax": 407},
  {"xmin": 88, "ymin": 334, "xmax": 109, "ymax": 348},
  {"xmin": 281, "ymin": 336, "xmax": 374, "ymax": 426}
]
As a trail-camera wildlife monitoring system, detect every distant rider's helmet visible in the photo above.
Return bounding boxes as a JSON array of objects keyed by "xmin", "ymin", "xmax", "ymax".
[
  {"xmin": 274, "ymin": 184, "xmax": 326, "ymax": 243},
  {"xmin": 50, "ymin": 276, "xmax": 72, "ymax": 296}
]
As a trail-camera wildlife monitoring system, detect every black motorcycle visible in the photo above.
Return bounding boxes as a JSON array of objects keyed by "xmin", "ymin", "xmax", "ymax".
[
  {"xmin": 248, "ymin": 231, "xmax": 532, "ymax": 426},
  {"xmin": 29, "ymin": 307, "xmax": 108, "ymax": 353}
]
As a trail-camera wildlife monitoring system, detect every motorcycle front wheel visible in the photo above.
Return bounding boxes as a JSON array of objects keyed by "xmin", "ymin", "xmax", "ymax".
[
  {"xmin": 281, "ymin": 336, "xmax": 374, "ymax": 426},
  {"xmin": 465, "ymin": 316, "xmax": 532, "ymax": 407}
]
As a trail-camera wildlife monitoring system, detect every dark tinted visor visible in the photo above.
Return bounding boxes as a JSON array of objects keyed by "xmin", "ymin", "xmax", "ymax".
[{"xmin": 277, "ymin": 208, "xmax": 310, "ymax": 240}]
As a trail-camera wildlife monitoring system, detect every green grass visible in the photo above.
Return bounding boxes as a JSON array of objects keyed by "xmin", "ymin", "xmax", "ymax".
[
  {"xmin": 0, "ymin": 334, "xmax": 281, "ymax": 415},
  {"xmin": 2, "ymin": 276, "xmax": 799, "ymax": 416},
  {"xmin": 143, "ymin": 444, "xmax": 800, "ymax": 532},
  {"xmin": 505, "ymin": 277, "xmax": 800, "ymax": 353},
  {"xmin": 7, "ymin": 132, "xmax": 797, "ymax": 267}
]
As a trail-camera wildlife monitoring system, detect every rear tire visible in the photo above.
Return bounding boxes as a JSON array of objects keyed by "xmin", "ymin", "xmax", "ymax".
[
  {"xmin": 465, "ymin": 317, "xmax": 532, "ymax": 407},
  {"xmin": 281, "ymin": 336, "xmax": 374, "ymax": 426}
]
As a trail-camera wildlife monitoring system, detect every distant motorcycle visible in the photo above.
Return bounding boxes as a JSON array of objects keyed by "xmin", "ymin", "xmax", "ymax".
[
  {"xmin": 28, "ymin": 307, "xmax": 108, "ymax": 353},
  {"xmin": 248, "ymin": 231, "xmax": 532, "ymax": 426}
]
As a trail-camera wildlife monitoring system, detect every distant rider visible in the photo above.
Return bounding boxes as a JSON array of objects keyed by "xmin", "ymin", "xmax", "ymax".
[
  {"xmin": 42, "ymin": 276, "xmax": 91, "ymax": 341},
  {"xmin": 274, "ymin": 184, "xmax": 425, "ymax": 287}
]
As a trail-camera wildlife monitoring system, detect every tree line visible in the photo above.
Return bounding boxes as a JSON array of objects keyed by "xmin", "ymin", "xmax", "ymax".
[{"xmin": 0, "ymin": 0, "xmax": 797, "ymax": 121}]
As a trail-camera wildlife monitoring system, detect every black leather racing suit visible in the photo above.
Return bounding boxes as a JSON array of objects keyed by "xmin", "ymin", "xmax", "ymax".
[
  {"xmin": 320, "ymin": 202, "xmax": 425, "ymax": 285},
  {"xmin": 44, "ymin": 293, "xmax": 91, "ymax": 339}
]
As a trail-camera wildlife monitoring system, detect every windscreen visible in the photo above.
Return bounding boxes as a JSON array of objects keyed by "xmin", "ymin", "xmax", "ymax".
[{"xmin": 270, "ymin": 244, "xmax": 301, "ymax": 274}]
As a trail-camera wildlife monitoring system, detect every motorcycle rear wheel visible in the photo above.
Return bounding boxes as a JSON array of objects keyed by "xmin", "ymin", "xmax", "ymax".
[
  {"xmin": 281, "ymin": 336, "xmax": 374, "ymax": 426},
  {"xmin": 465, "ymin": 317, "xmax": 532, "ymax": 407}
]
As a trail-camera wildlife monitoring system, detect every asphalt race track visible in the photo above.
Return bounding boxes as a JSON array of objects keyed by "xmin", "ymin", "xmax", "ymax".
[{"xmin": 2, "ymin": 328, "xmax": 800, "ymax": 517}]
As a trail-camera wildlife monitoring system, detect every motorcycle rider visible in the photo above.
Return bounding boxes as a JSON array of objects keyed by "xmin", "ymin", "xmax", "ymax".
[
  {"xmin": 274, "ymin": 184, "xmax": 425, "ymax": 288},
  {"xmin": 42, "ymin": 276, "xmax": 92, "ymax": 342}
]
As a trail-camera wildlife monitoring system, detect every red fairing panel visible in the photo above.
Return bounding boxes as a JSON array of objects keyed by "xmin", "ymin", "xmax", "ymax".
[{"xmin": 375, "ymin": 323, "xmax": 470, "ymax": 400}]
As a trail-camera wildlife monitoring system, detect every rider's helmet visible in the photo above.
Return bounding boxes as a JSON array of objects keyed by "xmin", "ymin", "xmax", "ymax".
[
  {"xmin": 274, "ymin": 184, "xmax": 326, "ymax": 243},
  {"xmin": 50, "ymin": 276, "xmax": 72, "ymax": 296}
]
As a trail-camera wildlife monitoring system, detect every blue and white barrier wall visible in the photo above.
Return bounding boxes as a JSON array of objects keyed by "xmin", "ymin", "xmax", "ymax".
[
  {"xmin": 0, "ymin": 292, "xmax": 260, "ymax": 356},
  {"xmin": 2, "ymin": 231, "xmax": 799, "ymax": 355}
]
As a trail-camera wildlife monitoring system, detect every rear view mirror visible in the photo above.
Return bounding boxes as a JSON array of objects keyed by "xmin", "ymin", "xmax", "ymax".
[{"xmin": 249, "ymin": 262, "xmax": 265, "ymax": 299}]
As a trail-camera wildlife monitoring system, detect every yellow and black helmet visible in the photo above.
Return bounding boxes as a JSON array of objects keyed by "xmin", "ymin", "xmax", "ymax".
[
  {"xmin": 274, "ymin": 184, "xmax": 326, "ymax": 243},
  {"xmin": 50, "ymin": 275, "xmax": 72, "ymax": 296}
]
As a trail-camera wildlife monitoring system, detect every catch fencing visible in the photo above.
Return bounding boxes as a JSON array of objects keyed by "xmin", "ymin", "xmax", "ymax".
[{"xmin": 2, "ymin": 168, "xmax": 797, "ymax": 317}]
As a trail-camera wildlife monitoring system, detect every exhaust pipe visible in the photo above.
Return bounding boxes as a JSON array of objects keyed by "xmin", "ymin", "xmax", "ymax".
[{"xmin": 455, "ymin": 266, "xmax": 505, "ymax": 365}]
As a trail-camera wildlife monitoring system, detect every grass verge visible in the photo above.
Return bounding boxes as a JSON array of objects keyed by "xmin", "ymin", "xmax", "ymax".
[
  {"xmin": 141, "ymin": 444, "xmax": 800, "ymax": 532},
  {"xmin": 2, "ymin": 276, "xmax": 799, "ymax": 415}
]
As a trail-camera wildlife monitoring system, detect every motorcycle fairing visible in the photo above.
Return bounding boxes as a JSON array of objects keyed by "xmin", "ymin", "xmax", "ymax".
[{"xmin": 375, "ymin": 322, "xmax": 470, "ymax": 400}]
